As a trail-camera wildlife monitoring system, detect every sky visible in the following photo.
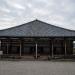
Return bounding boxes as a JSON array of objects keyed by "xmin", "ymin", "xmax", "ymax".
[{"xmin": 0, "ymin": 0, "xmax": 75, "ymax": 30}]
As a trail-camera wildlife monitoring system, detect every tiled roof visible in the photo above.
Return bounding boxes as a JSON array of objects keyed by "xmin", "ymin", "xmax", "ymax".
[{"xmin": 0, "ymin": 20, "xmax": 75, "ymax": 37}]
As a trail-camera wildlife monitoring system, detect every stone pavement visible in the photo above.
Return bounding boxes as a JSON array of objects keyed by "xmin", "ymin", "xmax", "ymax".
[{"xmin": 0, "ymin": 61, "xmax": 75, "ymax": 75}]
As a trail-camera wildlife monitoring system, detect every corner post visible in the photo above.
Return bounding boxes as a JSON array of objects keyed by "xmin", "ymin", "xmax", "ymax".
[{"xmin": 0, "ymin": 40, "xmax": 1, "ymax": 51}]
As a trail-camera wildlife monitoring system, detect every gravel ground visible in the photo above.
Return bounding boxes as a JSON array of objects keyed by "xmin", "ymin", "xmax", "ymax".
[{"xmin": 0, "ymin": 61, "xmax": 75, "ymax": 75}]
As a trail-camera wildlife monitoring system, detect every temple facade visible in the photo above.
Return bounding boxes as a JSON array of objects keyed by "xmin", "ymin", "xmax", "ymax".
[{"xmin": 0, "ymin": 20, "xmax": 75, "ymax": 59}]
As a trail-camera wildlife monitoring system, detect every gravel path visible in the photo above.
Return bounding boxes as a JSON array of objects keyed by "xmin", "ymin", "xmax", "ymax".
[{"xmin": 0, "ymin": 61, "xmax": 75, "ymax": 75}]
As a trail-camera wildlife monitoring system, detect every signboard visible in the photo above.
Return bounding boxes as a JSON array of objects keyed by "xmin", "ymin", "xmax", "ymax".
[{"xmin": 0, "ymin": 51, "xmax": 3, "ymax": 55}]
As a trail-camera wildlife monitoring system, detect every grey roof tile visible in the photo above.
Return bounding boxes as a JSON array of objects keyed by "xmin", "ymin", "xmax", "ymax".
[{"xmin": 0, "ymin": 20, "xmax": 75, "ymax": 37}]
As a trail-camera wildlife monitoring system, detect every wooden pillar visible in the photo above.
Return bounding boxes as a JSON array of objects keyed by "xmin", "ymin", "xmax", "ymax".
[
  {"xmin": 71, "ymin": 40, "xmax": 73, "ymax": 55},
  {"xmin": 64, "ymin": 39, "xmax": 67, "ymax": 56},
  {"xmin": 21, "ymin": 39, "xmax": 24, "ymax": 55},
  {"xmin": 7, "ymin": 43, "xmax": 9, "ymax": 55},
  {"xmin": 35, "ymin": 43, "xmax": 38, "ymax": 59},
  {"xmin": 20, "ymin": 40, "xmax": 22, "ymax": 57},
  {"xmin": 0, "ymin": 40, "xmax": 1, "ymax": 50},
  {"xmin": 51, "ymin": 39, "xmax": 54, "ymax": 58},
  {"xmin": 19, "ymin": 38, "xmax": 24, "ymax": 57},
  {"xmin": 7, "ymin": 38, "xmax": 12, "ymax": 55},
  {"xmin": 49, "ymin": 39, "xmax": 51, "ymax": 56}
]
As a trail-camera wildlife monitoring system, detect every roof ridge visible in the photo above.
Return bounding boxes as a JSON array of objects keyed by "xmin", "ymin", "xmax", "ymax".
[{"xmin": 0, "ymin": 19, "xmax": 75, "ymax": 32}]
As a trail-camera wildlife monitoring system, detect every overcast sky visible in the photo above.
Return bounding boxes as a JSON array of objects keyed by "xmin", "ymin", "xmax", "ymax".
[{"xmin": 0, "ymin": 0, "xmax": 75, "ymax": 30}]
